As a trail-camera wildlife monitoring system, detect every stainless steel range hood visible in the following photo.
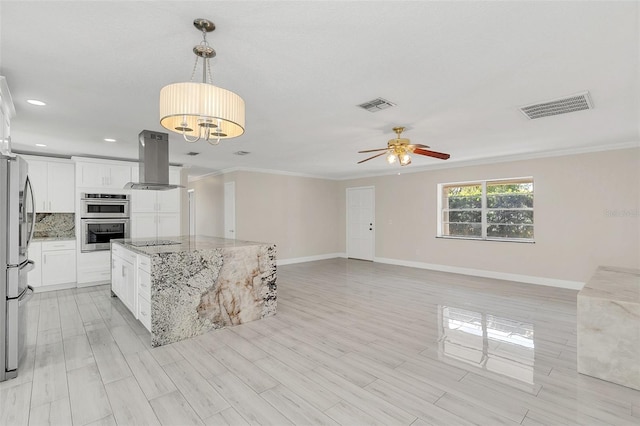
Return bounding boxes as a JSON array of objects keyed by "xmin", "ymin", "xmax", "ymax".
[{"xmin": 124, "ymin": 130, "xmax": 183, "ymax": 191}]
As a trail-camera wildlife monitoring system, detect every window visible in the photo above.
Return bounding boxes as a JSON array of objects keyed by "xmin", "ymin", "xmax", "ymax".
[{"xmin": 438, "ymin": 177, "xmax": 534, "ymax": 241}]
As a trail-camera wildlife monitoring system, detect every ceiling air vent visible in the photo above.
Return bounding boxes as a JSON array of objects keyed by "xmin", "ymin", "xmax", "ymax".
[
  {"xmin": 357, "ymin": 97, "xmax": 396, "ymax": 112},
  {"xmin": 186, "ymin": 152, "xmax": 199, "ymax": 156},
  {"xmin": 234, "ymin": 151, "xmax": 250, "ymax": 156},
  {"xmin": 519, "ymin": 91, "xmax": 593, "ymax": 120}
]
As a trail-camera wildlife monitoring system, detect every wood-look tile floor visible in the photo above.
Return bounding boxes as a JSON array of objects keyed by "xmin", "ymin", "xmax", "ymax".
[{"xmin": 2, "ymin": 258, "xmax": 639, "ymax": 425}]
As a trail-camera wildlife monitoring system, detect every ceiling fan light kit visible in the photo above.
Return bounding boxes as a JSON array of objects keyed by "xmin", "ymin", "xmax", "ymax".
[
  {"xmin": 358, "ymin": 127, "xmax": 450, "ymax": 167},
  {"xmin": 159, "ymin": 18, "xmax": 245, "ymax": 145}
]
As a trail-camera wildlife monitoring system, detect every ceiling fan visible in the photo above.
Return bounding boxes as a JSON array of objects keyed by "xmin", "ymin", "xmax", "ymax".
[{"xmin": 358, "ymin": 127, "xmax": 450, "ymax": 166}]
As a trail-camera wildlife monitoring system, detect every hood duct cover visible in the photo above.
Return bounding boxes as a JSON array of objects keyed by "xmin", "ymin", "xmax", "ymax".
[{"xmin": 124, "ymin": 130, "xmax": 184, "ymax": 191}]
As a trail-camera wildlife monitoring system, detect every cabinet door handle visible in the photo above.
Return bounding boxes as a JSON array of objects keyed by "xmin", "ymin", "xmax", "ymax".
[
  {"xmin": 43, "ymin": 254, "xmax": 47, "ymax": 264},
  {"xmin": 121, "ymin": 265, "xmax": 125, "ymax": 277}
]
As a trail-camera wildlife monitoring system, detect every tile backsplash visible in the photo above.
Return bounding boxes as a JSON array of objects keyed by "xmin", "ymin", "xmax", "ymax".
[{"xmin": 34, "ymin": 213, "xmax": 75, "ymax": 239}]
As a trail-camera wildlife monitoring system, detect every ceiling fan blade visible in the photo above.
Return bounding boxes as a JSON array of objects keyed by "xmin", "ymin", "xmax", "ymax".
[
  {"xmin": 358, "ymin": 147, "xmax": 389, "ymax": 153},
  {"xmin": 357, "ymin": 151, "xmax": 387, "ymax": 164},
  {"xmin": 413, "ymin": 148, "xmax": 450, "ymax": 160},
  {"xmin": 410, "ymin": 143, "xmax": 430, "ymax": 149}
]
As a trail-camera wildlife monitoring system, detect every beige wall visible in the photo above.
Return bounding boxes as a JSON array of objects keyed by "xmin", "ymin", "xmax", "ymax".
[
  {"xmin": 339, "ymin": 148, "xmax": 640, "ymax": 283},
  {"xmin": 188, "ymin": 173, "xmax": 225, "ymax": 237},
  {"xmin": 234, "ymin": 171, "xmax": 341, "ymax": 259},
  {"xmin": 189, "ymin": 171, "xmax": 342, "ymax": 260},
  {"xmin": 188, "ymin": 148, "xmax": 639, "ymax": 283}
]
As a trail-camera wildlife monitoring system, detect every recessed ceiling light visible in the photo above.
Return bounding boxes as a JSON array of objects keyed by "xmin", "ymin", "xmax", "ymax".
[
  {"xmin": 27, "ymin": 99, "xmax": 47, "ymax": 106},
  {"xmin": 104, "ymin": 138, "xmax": 117, "ymax": 142},
  {"xmin": 35, "ymin": 143, "xmax": 47, "ymax": 147}
]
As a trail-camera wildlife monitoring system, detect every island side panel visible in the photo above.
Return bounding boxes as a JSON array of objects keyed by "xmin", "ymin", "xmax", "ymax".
[{"xmin": 149, "ymin": 243, "xmax": 277, "ymax": 347}]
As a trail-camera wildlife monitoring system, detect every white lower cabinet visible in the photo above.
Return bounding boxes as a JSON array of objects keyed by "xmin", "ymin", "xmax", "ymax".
[
  {"xmin": 111, "ymin": 244, "xmax": 151, "ymax": 332},
  {"xmin": 77, "ymin": 251, "xmax": 111, "ymax": 284},
  {"xmin": 137, "ymin": 255, "xmax": 151, "ymax": 332},
  {"xmin": 29, "ymin": 240, "xmax": 77, "ymax": 290},
  {"xmin": 111, "ymin": 244, "xmax": 136, "ymax": 314}
]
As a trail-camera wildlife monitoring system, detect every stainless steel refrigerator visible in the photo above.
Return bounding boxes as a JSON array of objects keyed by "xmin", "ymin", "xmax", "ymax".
[{"xmin": 1, "ymin": 153, "xmax": 35, "ymax": 382}]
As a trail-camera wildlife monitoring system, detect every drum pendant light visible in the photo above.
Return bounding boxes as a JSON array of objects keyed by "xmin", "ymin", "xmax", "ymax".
[{"xmin": 159, "ymin": 19, "xmax": 245, "ymax": 145}]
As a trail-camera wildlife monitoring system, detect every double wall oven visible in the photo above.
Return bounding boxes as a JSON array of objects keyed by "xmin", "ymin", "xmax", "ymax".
[{"xmin": 80, "ymin": 193, "xmax": 130, "ymax": 252}]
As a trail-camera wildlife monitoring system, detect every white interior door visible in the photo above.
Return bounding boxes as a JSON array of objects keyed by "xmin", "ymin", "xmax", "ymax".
[
  {"xmin": 347, "ymin": 186, "xmax": 375, "ymax": 261},
  {"xmin": 188, "ymin": 189, "xmax": 195, "ymax": 237},
  {"xmin": 224, "ymin": 181, "xmax": 236, "ymax": 239}
]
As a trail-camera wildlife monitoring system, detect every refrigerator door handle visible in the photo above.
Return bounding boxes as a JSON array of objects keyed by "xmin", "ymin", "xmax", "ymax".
[
  {"xmin": 22, "ymin": 260, "xmax": 35, "ymax": 274},
  {"xmin": 26, "ymin": 176, "xmax": 36, "ymax": 247},
  {"xmin": 19, "ymin": 286, "xmax": 35, "ymax": 307}
]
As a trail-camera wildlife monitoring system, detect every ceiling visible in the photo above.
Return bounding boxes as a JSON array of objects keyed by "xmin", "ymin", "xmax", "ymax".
[{"xmin": 1, "ymin": 1, "xmax": 638, "ymax": 180}]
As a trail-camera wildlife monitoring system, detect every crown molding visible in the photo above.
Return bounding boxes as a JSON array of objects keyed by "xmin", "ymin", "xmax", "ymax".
[
  {"xmin": 340, "ymin": 140, "xmax": 640, "ymax": 180},
  {"xmin": 188, "ymin": 166, "xmax": 341, "ymax": 182},
  {"xmin": 187, "ymin": 141, "xmax": 640, "ymax": 182}
]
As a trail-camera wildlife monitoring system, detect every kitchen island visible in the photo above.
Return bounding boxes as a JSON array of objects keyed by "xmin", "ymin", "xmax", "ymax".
[{"xmin": 111, "ymin": 236, "xmax": 277, "ymax": 347}]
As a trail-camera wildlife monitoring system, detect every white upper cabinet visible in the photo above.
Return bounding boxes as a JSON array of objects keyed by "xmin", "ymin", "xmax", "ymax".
[
  {"xmin": 130, "ymin": 212, "xmax": 181, "ymax": 240},
  {"xmin": 76, "ymin": 161, "xmax": 131, "ymax": 189},
  {"xmin": 27, "ymin": 160, "xmax": 47, "ymax": 211},
  {"xmin": 48, "ymin": 163, "xmax": 75, "ymax": 211},
  {"xmin": 26, "ymin": 158, "xmax": 75, "ymax": 213},
  {"xmin": 131, "ymin": 167, "xmax": 181, "ymax": 213}
]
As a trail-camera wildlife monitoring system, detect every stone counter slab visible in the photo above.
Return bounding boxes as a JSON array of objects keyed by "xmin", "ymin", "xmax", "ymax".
[
  {"xmin": 577, "ymin": 266, "xmax": 640, "ymax": 390},
  {"xmin": 113, "ymin": 238, "xmax": 277, "ymax": 347},
  {"xmin": 113, "ymin": 235, "xmax": 269, "ymax": 255}
]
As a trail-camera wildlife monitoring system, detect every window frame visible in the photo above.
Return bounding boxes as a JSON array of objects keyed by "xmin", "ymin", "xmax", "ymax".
[{"xmin": 437, "ymin": 176, "xmax": 534, "ymax": 243}]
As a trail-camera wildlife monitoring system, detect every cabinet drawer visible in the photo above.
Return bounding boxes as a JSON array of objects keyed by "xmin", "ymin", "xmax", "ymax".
[
  {"xmin": 112, "ymin": 244, "xmax": 136, "ymax": 264},
  {"xmin": 138, "ymin": 255, "xmax": 151, "ymax": 273},
  {"xmin": 42, "ymin": 240, "xmax": 75, "ymax": 251},
  {"xmin": 111, "ymin": 243, "xmax": 123, "ymax": 257},
  {"xmin": 78, "ymin": 269, "xmax": 111, "ymax": 284},
  {"xmin": 138, "ymin": 297, "xmax": 151, "ymax": 332},
  {"xmin": 138, "ymin": 270, "xmax": 151, "ymax": 302}
]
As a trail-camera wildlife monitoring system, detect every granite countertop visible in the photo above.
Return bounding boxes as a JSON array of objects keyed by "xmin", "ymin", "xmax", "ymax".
[
  {"xmin": 579, "ymin": 266, "xmax": 640, "ymax": 304},
  {"xmin": 112, "ymin": 235, "xmax": 272, "ymax": 256},
  {"xmin": 33, "ymin": 236, "xmax": 76, "ymax": 242}
]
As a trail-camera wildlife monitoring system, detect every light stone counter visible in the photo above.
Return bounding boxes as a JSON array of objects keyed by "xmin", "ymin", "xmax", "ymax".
[
  {"xmin": 33, "ymin": 236, "xmax": 76, "ymax": 242},
  {"xmin": 577, "ymin": 266, "xmax": 640, "ymax": 390},
  {"xmin": 113, "ymin": 236, "xmax": 277, "ymax": 347}
]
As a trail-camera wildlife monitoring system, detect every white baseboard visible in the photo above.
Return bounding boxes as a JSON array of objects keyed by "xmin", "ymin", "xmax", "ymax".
[
  {"xmin": 373, "ymin": 257, "xmax": 585, "ymax": 290},
  {"xmin": 277, "ymin": 253, "xmax": 347, "ymax": 266},
  {"xmin": 32, "ymin": 282, "xmax": 77, "ymax": 293},
  {"xmin": 77, "ymin": 280, "xmax": 109, "ymax": 288}
]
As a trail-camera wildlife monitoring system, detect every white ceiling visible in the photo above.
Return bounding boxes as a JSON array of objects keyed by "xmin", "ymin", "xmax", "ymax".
[{"xmin": 1, "ymin": 1, "xmax": 638, "ymax": 179}]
